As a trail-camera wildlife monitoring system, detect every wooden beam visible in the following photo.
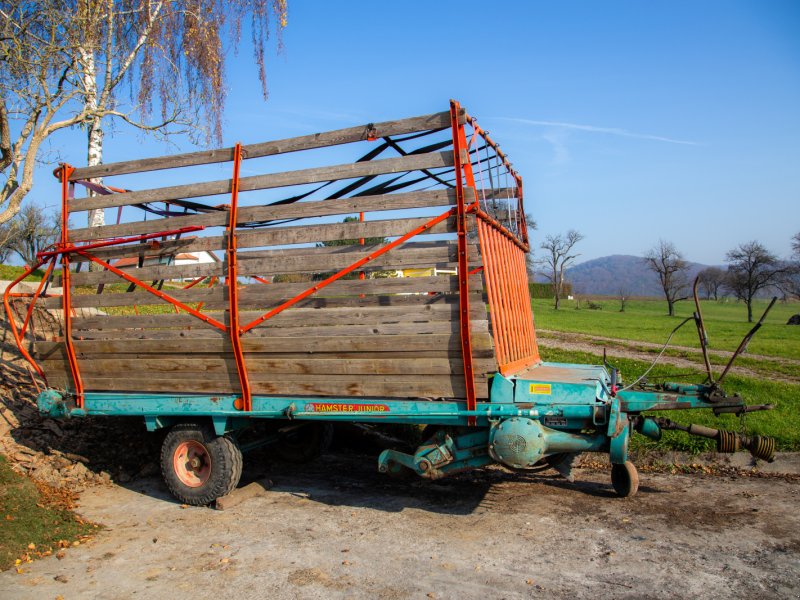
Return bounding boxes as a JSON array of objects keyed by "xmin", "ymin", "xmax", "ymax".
[
  {"xmin": 69, "ymin": 188, "xmax": 459, "ymax": 242},
  {"xmin": 41, "ymin": 356, "xmax": 497, "ymax": 377},
  {"xmin": 64, "ymin": 319, "xmax": 490, "ymax": 340},
  {"xmin": 37, "ymin": 331, "xmax": 496, "ymax": 355},
  {"xmin": 68, "ymin": 151, "xmax": 455, "ymax": 213},
  {"xmin": 69, "ymin": 111, "xmax": 456, "ymax": 181},
  {"xmin": 73, "ymin": 302, "xmax": 486, "ymax": 330},
  {"xmin": 42, "ymin": 273, "xmax": 481, "ymax": 309},
  {"xmin": 43, "ymin": 374, "xmax": 489, "ymax": 399},
  {"xmin": 70, "ymin": 260, "xmax": 222, "ymax": 286},
  {"xmin": 67, "ymin": 214, "xmax": 466, "ymax": 264}
]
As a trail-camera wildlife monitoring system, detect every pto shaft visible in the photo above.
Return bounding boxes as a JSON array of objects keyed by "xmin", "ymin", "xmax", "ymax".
[{"xmin": 655, "ymin": 418, "xmax": 775, "ymax": 462}]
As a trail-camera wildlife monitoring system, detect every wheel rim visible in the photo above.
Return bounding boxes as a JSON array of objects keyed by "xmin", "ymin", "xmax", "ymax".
[{"xmin": 173, "ymin": 440, "xmax": 212, "ymax": 488}]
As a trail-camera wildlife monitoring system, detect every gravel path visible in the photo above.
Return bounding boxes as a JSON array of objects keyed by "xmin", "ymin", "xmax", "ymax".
[{"xmin": 2, "ymin": 454, "xmax": 799, "ymax": 599}]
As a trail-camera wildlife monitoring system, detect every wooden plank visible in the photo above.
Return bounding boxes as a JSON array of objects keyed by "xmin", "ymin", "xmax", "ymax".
[
  {"xmin": 43, "ymin": 374, "xmax": 489, "ymax": 399},
  {"xmin": 45, "ymin": 289, "xmax": 486, "ymax": 313},
  {"xmin": 39, "ymin": 286, "xmax": 224, "ymax": 309},
  {"xmin": 43, "ymin": 274, "xmax": 481, "ymax": 309},
  {"xmin": 74, "ymin": 302, "xmax": 486, "ymax": 330},
  {"xmin": 40, "ymin": 356, "xmax": 497, "ymax": 377},
  {"xmin": 69, "ymin": 188, "xmax": 459, "ymax": 242},
  {"xmin": 69, "ymin": 111, "xmax": 456, "ymax": 180},
  {"xmin": 66, "ymin": 319, "xmax": 489, "ymax": 340},
  {"xmin": 68, "ymin": 151, "xmax": 455, "ymax": 213},
  {"xmin": 37, "ymin": 332, "xmax": 496, "ymax": 356},
  {"xmin": 70, "ymin": 260, "xmax": 223, "ymax": 287},
  {"xmin": 67, "ymin": 213, "xmax": 464, "ymax": 263},
  {"xmin": 237, "ymin": 242, "xmax": 480, "ymax": 276},
  {"xmin": 41, "ymin": 349, "xmax": 488, "ymax": 363}
]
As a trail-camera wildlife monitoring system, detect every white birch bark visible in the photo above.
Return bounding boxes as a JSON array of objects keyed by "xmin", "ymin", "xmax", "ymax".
[{"xmin": 82, "ymin": 48, "xmax": 105, "ymax": 229}]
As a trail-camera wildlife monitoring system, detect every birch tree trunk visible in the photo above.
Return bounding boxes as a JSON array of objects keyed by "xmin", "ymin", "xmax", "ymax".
[{"xmin": 82, "ymin": 48, "xmax": 105, "ymax": 230}]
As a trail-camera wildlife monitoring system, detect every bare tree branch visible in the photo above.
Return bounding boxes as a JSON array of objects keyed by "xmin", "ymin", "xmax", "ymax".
[
  {"xmin": 643, "ymin": 239, "xmax": 689, "ymax": 316},
  {"xmin": 538, "ymin": 229, "xmax": 584, "ymax": 310},
  {"xmin": 0, "ymin": 0, "xmax": 286, "ymax": 225}
]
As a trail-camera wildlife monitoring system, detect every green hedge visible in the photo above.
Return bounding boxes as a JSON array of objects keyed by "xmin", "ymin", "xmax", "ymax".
[{"xmin": 528, "ymin": 282, "xmax": 572, "ymax": 299}]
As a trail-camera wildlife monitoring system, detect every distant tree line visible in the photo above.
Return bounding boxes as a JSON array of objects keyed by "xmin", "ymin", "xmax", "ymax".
[
  {"xmin": 643, "ymin": 233, "xmax": 800, "ymax": 322},
  {"xmin": 0, "ymin": 202, "xmax": 59, "ymax": 268},
  {"xmin": 528, "ymin": 282, "xmax": 573, "ymax": 299}
]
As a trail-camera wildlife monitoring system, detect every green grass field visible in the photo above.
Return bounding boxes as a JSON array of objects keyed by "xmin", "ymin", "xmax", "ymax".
[
  {"xmin": 533, "ymin": 297, "xmax": 800, "ymax": 360},
  {"xmin": 0, "ymin": 265, "xmax": 45, "ymax": 282},
  {"xmin": 532, "ymin": 296, "xmax": 800, "ymax": 452}
]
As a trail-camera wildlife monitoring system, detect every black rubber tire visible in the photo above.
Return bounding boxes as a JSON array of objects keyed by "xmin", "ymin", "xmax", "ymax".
[
  {"xmin": 276, "ymin": 423, "xmax": 334, "ymax": 464},
  {"xmin": 611, "ymin": 460, "xmax": 639, "ymax": 498},
  {"xmin": 160, "ymin": 422, "xmax": 243, "ymax": 506}
]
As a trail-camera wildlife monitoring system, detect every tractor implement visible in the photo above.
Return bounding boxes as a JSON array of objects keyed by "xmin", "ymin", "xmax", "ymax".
[{"xmin": 4, "ymin": 100, "xmax": 775, "ymax": 505}]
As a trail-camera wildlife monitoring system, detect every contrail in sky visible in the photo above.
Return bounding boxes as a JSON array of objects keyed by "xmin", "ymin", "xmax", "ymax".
[{"xmin": 499, "ymin": 117, "xmax": 699, "ymax": 146}]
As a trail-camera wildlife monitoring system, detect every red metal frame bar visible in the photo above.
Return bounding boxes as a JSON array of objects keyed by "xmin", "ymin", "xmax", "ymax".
[
  {"xmin": 241, "ymin": 207, "xmax": 456, "ymax": 334},
  {"xmin": 2, "ymin": 258, "xmax": 52, "ymax": 380},
  {"xmin": 37, "ymin": 226, "xmax": 205, "ymax": 260},
  {"xmin": 450, "ymin": 100, "xmax": 478, "ymax": 425},
  {"xmin": 473, "ymin": 207, "xmax": 528, "ymax": 252},
  {"xmin": 476, "ymin": 210, "xmax": 540, "ymax": 375},
  {"xmin": 58, "ymin": 165, "xmax": 85, "ymax": 406},
  {"xmin": 16, "ymin": 256, "xmax": 58, "ymax": 340},
  {"xmin": 476, "ymin": 219, "xmax": 507, "ymax": 367},
  {"xmin": 74, "ymin": 251, "xmax": 227, "ymax": 331},
  {"xmin": 465, "ymin": 116, "xmax": 529, "ymax": 248},
  {"xmin": 226, "ymin": 143, "xmax": 253, "ymax": 412}
]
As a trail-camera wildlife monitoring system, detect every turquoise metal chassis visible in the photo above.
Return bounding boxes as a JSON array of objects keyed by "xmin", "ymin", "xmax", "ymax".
[{"xmin": 37, "ymin": 361, "xmax": 746, "ymax": 478}]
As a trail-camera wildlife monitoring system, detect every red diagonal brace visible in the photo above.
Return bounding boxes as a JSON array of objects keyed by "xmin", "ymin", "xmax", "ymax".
[
  {"xmin": 74, "ymin": 251, "xmax": 227, "ymax": 332},
  {"xmin": 240, "ymin": 207, "xmax": 456, "ymax": 334},
  {"xmin": 226, "ymin": 143, "xmax": 253, "ymax": 412}
]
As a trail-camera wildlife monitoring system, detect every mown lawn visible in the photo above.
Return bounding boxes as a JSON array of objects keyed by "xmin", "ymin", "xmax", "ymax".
[
  {"xmin": 0, "ymin": 265, "xmax": 44, "ymax": 282},
  {"xmin": 532, "ymin": 297, "xmax": 800, "ymax": 360},
  {"xmin": 539, "ymin": 346, "xmax": 800, "ymax": 453}
]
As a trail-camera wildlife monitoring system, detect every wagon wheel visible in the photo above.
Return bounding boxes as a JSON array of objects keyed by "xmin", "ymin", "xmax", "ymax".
[
  {"xmin": 611, "ymin": 460, "xmax": 639, "ymax": 498},
  {"xmin": 160, "ymin": 422, "xmax": 243, "ymax": 506},
  {"xmin": 276, "ymin": 423, "xmax": 334, "ymax": 464}
]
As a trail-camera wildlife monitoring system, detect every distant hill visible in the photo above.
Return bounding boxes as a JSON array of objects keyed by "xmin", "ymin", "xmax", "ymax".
[{"xmin": 561, "ymin": 254, "xmax": 712, "ymax": 297}]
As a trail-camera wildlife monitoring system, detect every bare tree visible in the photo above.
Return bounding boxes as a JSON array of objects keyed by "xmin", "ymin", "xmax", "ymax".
[
  {"xmin": 697, "ymin": 266, "xmax": 726, "ymax": 300},
  {"xmin": 725, "ymin": 241, "xmax": 784, "ymax": 322},
  {"xmin": 617, "ymin": 286, "xmax": 629, "ymax": 312},
  {"xmin": 779, "ymin": 232, "xmax": 800, "ymax": 300},
  {"xmin": 3, "ymin": 203, "xmax": 60, "ymax": 267},
  {"xmin": 0, "ymin": 0, "xmax": 287, "ymax": 225},
  {"xmin": 643, "ymin": 240, "xmax": 689, "ymax": 316},
  {"xmin": 538, "ymin": 230, "xmax": 584, "ymax": 310}
]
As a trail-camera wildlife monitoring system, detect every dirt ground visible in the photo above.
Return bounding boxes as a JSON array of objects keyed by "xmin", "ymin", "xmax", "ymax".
[
  {"xmin": 2, "ymin": 452, "xmax": 799, "ymax": 599},
  {"xmin": 2, "ymin": 307, "xmax": 800, "ymax": 598}
]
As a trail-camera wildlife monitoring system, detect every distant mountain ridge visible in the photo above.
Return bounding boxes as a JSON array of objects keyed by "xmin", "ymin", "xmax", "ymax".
[{"xmin": 560, "ymin": 254, "xmax": 713, "ymax": 297}]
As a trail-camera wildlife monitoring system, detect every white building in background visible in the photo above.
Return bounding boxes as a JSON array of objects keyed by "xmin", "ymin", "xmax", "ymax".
[{"xmin": 114, "ymin": 251, "xmax": 221, "ymax": 281}]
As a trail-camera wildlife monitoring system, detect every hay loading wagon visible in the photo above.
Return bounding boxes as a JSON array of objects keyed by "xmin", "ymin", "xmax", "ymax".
[{"xmin": 4, "ymin": 100, "xmax": 775, "ymax": 505}]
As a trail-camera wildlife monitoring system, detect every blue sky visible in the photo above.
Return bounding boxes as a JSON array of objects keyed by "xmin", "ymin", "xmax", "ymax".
[{"xmin": 32, "ymin": 0, "xmax": 800, "ymax": 265}]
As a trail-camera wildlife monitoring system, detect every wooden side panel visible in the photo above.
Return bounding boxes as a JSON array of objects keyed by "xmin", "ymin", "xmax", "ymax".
[
  {"xmin": 69, "ymin": 188, "xmax": 458, "ymax": 242},
  {"xmin": 44, "ymin": 110, "xmax": 504, "ymax": 402},
  {"xmin": 68, "ymin": 152, "xmax": 455, "ymax": 213},
  {"xmin": 69, "ymin": 111, "xmax": 455, "ymax": 180}
]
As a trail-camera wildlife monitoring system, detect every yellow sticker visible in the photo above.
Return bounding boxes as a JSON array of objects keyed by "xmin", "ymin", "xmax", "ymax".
[{"xmin": 529, "ymin": 383, "xmax": 552, "ymax": 395}]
